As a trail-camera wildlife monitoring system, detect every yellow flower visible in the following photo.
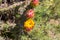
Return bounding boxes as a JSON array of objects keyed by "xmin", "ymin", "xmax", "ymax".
[{"xmin": 24, "ymin": 19, "xmax": 35, "ymax": 30}]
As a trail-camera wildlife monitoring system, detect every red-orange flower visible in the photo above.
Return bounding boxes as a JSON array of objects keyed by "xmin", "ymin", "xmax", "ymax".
[
  {"xmin": 26, "ymin": 9, "xmax": 34, "ymax": 18},
  {"xmin": 31, "ymin": 0, "xmax": 39, "ymax": 7}
]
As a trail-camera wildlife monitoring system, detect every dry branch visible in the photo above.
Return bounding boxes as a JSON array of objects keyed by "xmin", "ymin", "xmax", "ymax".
[{"xmin": 0, "ymin": 2, "xmax": 24, "ymax": 11}]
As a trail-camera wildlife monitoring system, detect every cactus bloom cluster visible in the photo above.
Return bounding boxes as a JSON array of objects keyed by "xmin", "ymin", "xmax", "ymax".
[{"xmin": 24, "ymin": 0, "xmax": 39, "ymax": 32}]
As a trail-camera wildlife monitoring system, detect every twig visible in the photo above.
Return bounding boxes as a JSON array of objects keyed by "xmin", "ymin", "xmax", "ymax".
[{"xmin": 0, "ymin": 2, "xmax": 24, "ymax": 11}]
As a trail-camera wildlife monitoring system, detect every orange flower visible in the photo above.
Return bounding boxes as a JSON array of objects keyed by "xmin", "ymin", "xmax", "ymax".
[{"xmin": 24, "ymin": 19, "xmax": 35, "ymax": 31}]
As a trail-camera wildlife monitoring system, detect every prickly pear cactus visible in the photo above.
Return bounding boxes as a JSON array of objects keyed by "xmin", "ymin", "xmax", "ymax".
[{"xmin": 0, "ymin": 0, "xmax": 32, "ymax": 40}]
